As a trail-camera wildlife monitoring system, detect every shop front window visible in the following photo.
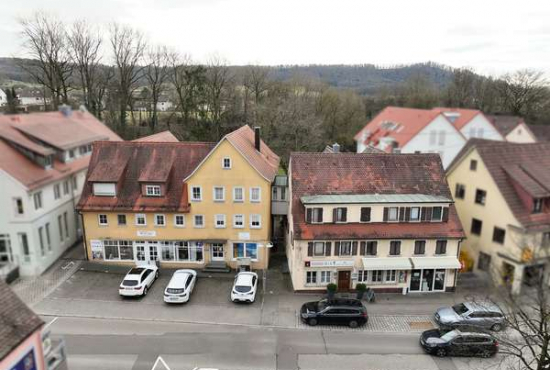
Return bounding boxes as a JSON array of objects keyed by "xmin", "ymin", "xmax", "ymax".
[{"xmin": 233, "ymin": 242, "xmax": 258, "ymax": 260}]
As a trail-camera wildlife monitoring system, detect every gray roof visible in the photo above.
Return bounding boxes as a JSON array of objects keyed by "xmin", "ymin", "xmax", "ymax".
[
  {"xmin": 0, "ymin": 280, "xmax": 43, "ymax": 361},
  {"xmin": 301, "ymin": 193, "xmax": 452, "ymax": 205}
]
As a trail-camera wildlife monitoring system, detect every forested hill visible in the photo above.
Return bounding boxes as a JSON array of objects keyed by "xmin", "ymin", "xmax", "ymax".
[{"xmin": 0, "ymin": 57, "xmax": 454, "ymax": 95}]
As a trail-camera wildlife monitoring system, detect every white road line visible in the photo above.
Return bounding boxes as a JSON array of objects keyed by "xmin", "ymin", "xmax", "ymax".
[{"xmin": 44, "ymin": 316, "xmax": 59, "ymax": 330}]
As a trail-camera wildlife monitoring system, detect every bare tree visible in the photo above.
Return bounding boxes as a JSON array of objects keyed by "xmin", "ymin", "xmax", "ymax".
[
  {"xmin": 204, "ymin": 55, "xmax": 233, "ymax": 139},
  {"xmin": 499, "ymin": 70, "xmax": 549, "ymax": 118},
  {"xmin": 242, "ymin": 65, "xmax": 270, "ymax": 123},
  {"xmin": 445, "ymin": 68, "xmax": 477, "ymax": 108},
  {"xmin": 109, "ymin": 23, "xmax": 147, "ymax": 132},
  {"xmin": 144, "ymin": 45, "xmax": 170, "ymax": 131},
  {"xmin": 19, "ymin": 12, "xmax": 73, "ymax": 109}
]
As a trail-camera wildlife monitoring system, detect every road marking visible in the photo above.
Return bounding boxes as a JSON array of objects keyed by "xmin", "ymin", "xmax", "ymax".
[
  {"xmin": 43, "ymin": 316, "xmax": 59, "ymax": 330},
  {"xmin": 62, "ymin": 261, "xmax": 75, "ymax": 270},
  {"xmin": 151, "ymin": 356, "xmax": 171, "ymax": 370}
]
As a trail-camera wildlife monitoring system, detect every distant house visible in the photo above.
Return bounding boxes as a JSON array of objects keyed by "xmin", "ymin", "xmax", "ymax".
[
  {"xmin": 487, "ymin": 115, "xmax": 536, "ymax": 143},
  {"xmin": 133, "ymin": 130, "xmax": 179, "ymax": 142},
  {"xmin": 0, "ymin": 88, "xmax": 7, "ymax": 107},
  {"xmin": 447, "ymin": 140, "xmax": 550, "ymax": 294},
  {"xmin": 527, "ymin": 125, "xmax": 550, "ymax": 143},
  {"xmin": 16, "ymin": 88, "xmax": 50, "ymax": 111},
  {"xmin": 156, "ymin": 96, "xmax": 173, "ymax": 112},
  {"xmin": 432, "ymin": 108, "xmax": 504, "ymax": 141},
  {"xmin": 0, "ymin": 107, "xmax": 121, "ymax": 276}
]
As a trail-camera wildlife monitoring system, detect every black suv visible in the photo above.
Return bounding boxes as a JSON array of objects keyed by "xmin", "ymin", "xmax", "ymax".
[
  {"xmin": 420, "ymin": 328, "xmax": 498, "ymax": 357},
  {"xmin": 300, "ymin": 298, "xmax": 368, "ymax": 328}
]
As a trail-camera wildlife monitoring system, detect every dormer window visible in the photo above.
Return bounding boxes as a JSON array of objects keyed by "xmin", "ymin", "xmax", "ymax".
[
  {"xmin": 93, "ymin": 183, "xmax": 116, "ymax": 197},
  {"xmin": 222, "ymin": 157, "xmax": 231, "ymax": 169},
  {"xmin": 145, "ymin": 185, "xmax": 162, "ymax": 197},
  {"xmin": 306, "ymin": 208, "xmax": 323, "ymax": 223},
  {"xmin": 534, "ymin": 198, "xmax": 543, "ymax": 213},
  {"xmin": 432, "ymin": 207, "xmax": 443, "ymax": 222}
]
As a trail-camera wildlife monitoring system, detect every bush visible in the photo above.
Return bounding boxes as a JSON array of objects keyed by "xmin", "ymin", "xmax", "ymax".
[
  {"xmin": 326, "ymin": 283, "xmax": 337, "ymax": 292},
  {"xmin": 355, "ymin": 283, "xmax": 367, "ymax": 292}
]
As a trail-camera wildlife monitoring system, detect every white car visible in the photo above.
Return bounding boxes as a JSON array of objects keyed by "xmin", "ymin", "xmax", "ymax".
[
  {"xmin": 231, "ymin": 271, "xmax": 258, "ymax": 303},
  {"xmin": 119, "ymin": 265, "xmax": 159, "ymax": 297},
  {"xmin": 164, "ymin": 269, "xmax": 197, "ymax": 303}
]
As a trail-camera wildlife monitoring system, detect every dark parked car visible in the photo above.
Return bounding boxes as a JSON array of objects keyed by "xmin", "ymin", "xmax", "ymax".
[
  {"xmin": 420, "ymin": 329, "xmax": 498, "ymax": 358},
  {"xmin": 435, "ymin": 301, "xmax": 506, "ymax": 331},
  {"xmin": 300, "ymin": 298, "xmax": 368, "ymax": 328}
]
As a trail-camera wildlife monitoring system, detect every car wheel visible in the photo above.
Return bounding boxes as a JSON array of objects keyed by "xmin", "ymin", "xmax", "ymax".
[
  {"xmin": 435, "ymin": 348, "xmax": 446, "ymax": 357},
  {"xmin": 491, "ymin": 323, "xmax": 503, "ymax": 332},
  {"xmin": 155, "ymin": 271, "xmax": 159, "ymax": 279},
  {"xmin": 308, "ymin": 318, "xmax": 318, "ymax": 326},
  {"xmin": 143, "ymin": 286, "xmax": 148, "ymax": 296},
  {"xmin": 349, "ymin": 320, "xmax": 359, "ymax": 328},
  {"xmin": 480, "ymin": 350, "xmax": 492, "ymax": 358}
]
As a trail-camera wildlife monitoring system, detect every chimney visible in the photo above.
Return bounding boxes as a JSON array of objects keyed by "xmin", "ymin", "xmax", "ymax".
[
  {"xmin": 332, "ymin": 143, "xmax": 340, "ymax": 153},
  {"xmin": 254, "ymin": 126, "xmax": 261, "ymax": 152},
  {"xmin": 59, "ymin": 104, "xmax": 72, "ymax": 117}
]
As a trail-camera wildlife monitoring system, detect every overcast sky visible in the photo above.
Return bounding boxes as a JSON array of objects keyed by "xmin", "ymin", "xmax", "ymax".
[{"xmin": 1, "ymin": 0, "xmax": 549, "ymax": 76}]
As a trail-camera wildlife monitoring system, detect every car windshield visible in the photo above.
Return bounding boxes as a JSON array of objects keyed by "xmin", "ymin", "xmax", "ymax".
[
  {"xmin": 317, "ymin": 301, "xmax": 327, "ymax": 311},
  {"xmin": 122, "ymin": 279, "xmax": 138, "ymax": 287},
  {"xmin": 235, "ymin": 285, "xmax": 251, "ymax": 293},
  {"xmin": 452, "ymin": 303, "xmax": 469, "ymax": 315},
  {"xmin": 440, "ymin": 330, "xmax": 459, "ymax": 342}
]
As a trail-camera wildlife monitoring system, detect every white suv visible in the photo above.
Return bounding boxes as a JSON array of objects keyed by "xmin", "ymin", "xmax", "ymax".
[
  {"xmin": 164, "ymin": 269, "xmax": 197, "ymax": 303},
  {"xmin": 231, "ymin": 271, "xmax": 258, "ymax": 303},
  {"xmin": 119, "ymin": 265, "xmax": 159, "ymax": 297}
]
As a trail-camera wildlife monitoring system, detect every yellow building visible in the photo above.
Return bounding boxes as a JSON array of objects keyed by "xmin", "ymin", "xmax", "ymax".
[
  {"xmin": 77, "ymin": 126, "xmax": 280, "ymax": 271},
  {"xmin": 446, "ymin": 139, "xmax": 550, "ymax": 294}
]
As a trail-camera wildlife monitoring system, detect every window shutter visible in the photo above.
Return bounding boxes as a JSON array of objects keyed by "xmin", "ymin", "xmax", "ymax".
[
  {"xmin": 421, "ymin": 207, "xmax": 427, "ymax": 221},
  {"xmin": 373, "ymin": 242, "xmax": 378, "ymax": 255},
  {"xmin": 325, "ymin": 242, "xmax": 332, "ymax": 256},
  {"xmin": 342, "ymin": 208, "xmax": 347, "ymax": 222},
  {"xmin": 319, "ymin": 209, "xmax": 323, "ymax": 223},
  {"xmin": 383, "ymin": 207, "xmax": 389, "ymax": 221},
  {"xmin": 360, "ymin": 241, "xmax": 366, "ymax": 256},
  {"xmin": 333, "ymin": 208, "xmax": 338, "ymax": 223},
  {"xmin": 405, "ymin": 207, "xmax": 411, "ymax": 222},
  {"xmin": 352, "ymin": 241, "xmax": 358, "ymax": 255},
  {"xmin": 334, "ymin": 241, "xmax": 340, "ymax": 256},
  {"xmin": 306, "ymin": 208, "xmax": 312, "ymax": 223},
  {"xmin": 399, "ymin": 207, "xmax": 405, "ymax": 221},
  {"xmin": 426, "ymin": 207, "xmax": 433, "ymax": 221},
  {"xmin": 442, "ymin": 207, "xmax": 449, "ymax": 222},
  {"xmin": 307, "ymin": 242, "xmax": 313, "ymax": 256}
]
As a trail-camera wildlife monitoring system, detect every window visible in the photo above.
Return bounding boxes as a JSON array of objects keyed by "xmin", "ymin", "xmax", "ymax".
[
  {"xmin": 414, "ymin": 240, "xmax": 426, "ymax": 255},
  {"xmin": 366, "ymin": 241, "xmax": 377, "ymax": 256},
  {"xmin": 93, "ymin": 183, "xmax": 116, "ymax": 197},
  {"xmin": 360, "ymin": 207, "xmax": 371, "ymax": 222},
  {"xmin": 371, "ymin": 270, "xmax": 383, "ymax": 283},
  {"xmin": 72, "ymin": 177, "xmax": 78, "ymax": 190},
  {"xmin": 475, "ymin": 189, "xmax": 486, "ymax": 205},
  {"xmin": 534, "ymin": 199, "xmax": 543, "ymax": 213},
  {"xmin": 191, "ymin": 186, "xmax": 202, "ymax": 201},
  {"xmin": 155, "ymin": 214, "xmax": 166, "ymax": 226},
  {"xmin": 339, "ymin": 241, "xmax": 352, "ymax": 256},
  {"xmin": 104, "ymin": 240, "xmax": 134, "ymax": 260},
  {"xmin": 233, "ymin": 214, "xmax": 245, "ymax": 228},
  {"xmin": 438, "ymin": 130, "xmax": 446, "ymax": 145},
  {"xmin": 14, "ymin": 198, "xmax": 24, "ymax": 215},
  {"xmin": 233, "ymin": 187, "xmax": 244, "ymax": 202},
  {"xmin": 389, "ymin": 241, "xmax": 401, "ymax": 256},
  {"xmin": 313, "ymin": 242, "xmax": 325, "ymax": 256},
  {"xmin": 0, "ymin": 235, "xmax": 12, "ymax": 262},
  {"xmin": 33, "ymin": 192, "xmax": 43, "ymax": 210},
  {"xmin": 429, "ymin": 130, "xmax": 437, "ymax": 145},
  {"xmin": 117, "ymin": 214, "xmax": 127, "ymax": 226},
  {"xmin": 45, "ymin": 223, "xmax": 51, "ymax": 251},
  {"xmin": 410, "ymin": 207, "xmax": 420, "ymax": 221},
  {"xmin": 543, "ymin": 232, "xmax": 550, "ymax": 247},
  {"xmin": 250, "ymin": 187, "xmax": 261, "ymax": 202},
  {"xmin": 194, "ymin": 215, "xmax": 205, "ymax": 228},
  {"xmin": 306, "ymin": 208, "xmax": 323, "ymax": 223},
  {"xmin": 455, "ymin": 183, "xmax": 466, "ymax": 199},
  {"xmin": 54, "ymin": 184, "xmax": 61, "ymax": 200},
  {"xmin": 19, "ymin": 233, "xmax": 30, "ymax": 262},
  {"xmin": 432, "ymin": 206, "xmax": 443, "ymax": 221},
  {"xmin": 98, "ymin": 214, "xmax": 108, "ymax": 225},
  {"xmin": 385, "ymin": 270, "xmax": 397, "ymax": 283},
  {"xmin": 173, "ymin": 241, "xmax": 203, "ymax": 262},
  {"xmin": 471, "ymin": 218, "xmax": 483, "ymax": 236},
  {"xmin": 493, "ymin": 227, "xmax": 506, "ymax": 244},
  {"xmin": 250, "ymin": 214, "xmax": 261, "ymax": 229},
  {"xmin": 135, "ymin": 214, "xmax": 147, "ymax": 226},
  {"xmin": 146, "ymin": 185, "xmax": 161, "ymax": 197},
  {"xmin": 215, "ymin": 214, "xmax": 226, "ymax": 228},
  {"xmin": 213, "ymin": 186, "xmax": 225, "ymax": 202},
  {"xmin": 58, "ymin": 215, "xmax": 64, "ymax": 242},
  {"xmin": 233, "ymin": 242, "xmax": 258, "ymax": 260},
  {"xmin": 388, "ymin": 207, "xmax": 399, "ymax": 222},
  {"xmin": 63, "ymin": 212, "xmax": 69, "ymax": 238},
  {"xmin": 357, "ymin": 270, "xmax": 368, "ymax": 282},
  {"xmin": 306, "ymin": 271, "xmax": 317, "ymax": 284},
  {"xmin": 63, "ymin": 181, "xmax": 69, "ymax": 195},
  {"xmin": 38, "ymin": 227, "xmax": 45, "ymax": 256},
  {"xmin": 436, "ymin": 240, "xmax": 447, "ymax": 255},
  {"xmin": 470, "ymin": 160, "xmax": 477, "ymax": 171},
  {"xmin": 334, "ymin": 207, "xmax": 347, "ymax": 223},
  {"xmin": 222, "ymin": 157, "xmax": 231, "ymax": 169},
  {"xmin": 69, "ymin": 149, "xmax": 75, "ymax": 159},
  {"xmin": 319, "ymin": 271, "xmax": 331, "ymax": 284},
  {"xmin": 174, "ymin": 214, "xmax": 185, "ymax": 227}
]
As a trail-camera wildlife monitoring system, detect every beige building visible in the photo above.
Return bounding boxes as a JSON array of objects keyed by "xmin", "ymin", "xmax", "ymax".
[
  {"xmin": 447, "ymin": 139, "xmax": 550, "ymax": 294},
  {"xmin": 286, "ymin": 152, "xmax": 465, "ymax": 294}
]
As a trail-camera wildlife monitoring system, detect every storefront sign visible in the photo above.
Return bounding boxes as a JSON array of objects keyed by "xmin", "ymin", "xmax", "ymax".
[
  {"xmin": 90, "ymin": 240, "xmax": 103, "ymax": 260},
  {"xmin": 351, "ymin": 272, "xmax": 358, "ymax": 280},
  {"xmin": 137, "ymin": 230, "xmax": 157, "ymax": 237},
  {"xmin": 308, "ymin": 260, "xmax": 354, "ymax": 268},
  {"xmin": 238, "ymin": 232, "xmax": 250, "ymax": 240}
]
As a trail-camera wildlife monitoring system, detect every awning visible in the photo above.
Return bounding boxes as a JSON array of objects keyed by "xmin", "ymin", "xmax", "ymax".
[
  {"xmin": 362, "ymin": 257, "xmax": 412, "ymax": 270},
  {"xmin": 410, "ymin": 257, "xmax": 461, "ymax": 269}
]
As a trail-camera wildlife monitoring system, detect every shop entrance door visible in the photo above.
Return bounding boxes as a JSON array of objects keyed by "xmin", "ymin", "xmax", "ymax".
[
  {"xmin": 410, "ymin": 269, "xmax": 421, "ymax": 291},
  {"xmin": 338, "ymin": 271, "xmax": 351, "ymax": 291},
  {"xmin": 211, "ymin": 243, "xmax": 224, "ymax": 261}
]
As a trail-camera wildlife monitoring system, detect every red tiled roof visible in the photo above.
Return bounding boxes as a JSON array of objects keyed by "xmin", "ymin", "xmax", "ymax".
[
  {"xmin": 290, "ymin": 152, "xmax": 464, "ymax": 240},
  {"xmin": 77, "ymin": 141, "xmax": 216, "ymax": 212},
  {"xmin": 133, "ymin": 131, "xmax": 179, "ymax": 142},
  {"xmin": 450, "ymin": 139, "xmax": 550, "ymax": 231},
  {"xmin": 354, "ymin": 107, "xmax": 443, "ymax": 149},
  {"xmin": 486, "ymin": 114, "xmax": 524, "ymax": 137},
  {"xmin": 431, "ymin": 107, "xmax": 481, "ymax": 130}
]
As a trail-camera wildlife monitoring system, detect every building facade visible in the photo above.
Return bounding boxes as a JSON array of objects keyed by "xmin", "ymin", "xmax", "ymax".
[
  {"xmin": 286, "ymin": 152, "xmax": 464, "ymax": 293},
  {"xmin": 447, "ymin": 140, "xmax": 550, "ymax": 294},
  {"xmin": 77, "ymin": 126, "xmax": 280, "ymax": 271}
]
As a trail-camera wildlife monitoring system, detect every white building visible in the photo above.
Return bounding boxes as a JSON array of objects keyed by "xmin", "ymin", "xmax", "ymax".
[
  {"xmin": 0, "ymin": 108, "xmax": 120, "ymax": 276},
  {"xmin": 433, "ymin": 108, "xmax": 504, "ymax": 141},
  {"xmin": 0, "ymin": 88, "xmax": 7, "ymax": 107}
]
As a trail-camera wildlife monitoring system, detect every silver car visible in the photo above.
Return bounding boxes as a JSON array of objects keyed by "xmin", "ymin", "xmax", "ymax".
[{"xmin": 435, "ymin": 302, "xmax": 506, "ymax": 331}]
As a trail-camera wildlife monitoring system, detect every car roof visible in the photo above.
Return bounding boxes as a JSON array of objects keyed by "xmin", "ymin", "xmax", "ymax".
[
  {"xmin": 127, "ymin": 267, "xmax": 146, "ymax": 276},
  {"xmin": 464, "ymin": 301, "xmax": 503, "ymax": 313},
  {"xmin": 167, "ymin": 269, "xmax": 196, "ymax": 288},
  {"xmin": 322, "ymin": 298, "xmax": 363, "ymax": 307},
  {"xmin": 235, "ymin": 273, "xmax": 255, "ymax": 286}
]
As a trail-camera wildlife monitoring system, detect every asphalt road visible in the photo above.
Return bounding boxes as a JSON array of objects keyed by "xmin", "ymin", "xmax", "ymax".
[{"xmin": 43, "ymin": 316, "xmax": 506, "ymax": 370}]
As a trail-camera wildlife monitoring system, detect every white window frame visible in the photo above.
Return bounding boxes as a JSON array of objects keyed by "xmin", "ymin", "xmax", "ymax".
[
  {"xmin": 213, "ymin": 186, "xmax": 225, "ymax": 202},
  {"xmin": 98, "ymin": 214, "xmax": 108, "ymax": 226},
  {"xmin": 233, "ymin": 187, "xmax": 244, "ymax": 202},
  {"xmin": 319, "ymin": 271, "xmax": 331, "ymax": 285},
  {"xmin": 339, "ymin": 240, "xmax": 352, "ymax": 256},
  {"xmin": 13, "ymin": 197, "xmax": 24, "ymax": 216},
  {"xmin": 385, "ymin": 270, "xmax": 397, "ymax": 283},
  {"xmin": 146, "ymin": 185, "xmax": 162, "ymax": 197},
  {"xmin": 214, "ymin": 214, "xmax": 226, "ymax": 228},
  {"xmin": 371, "ymin": 270, "xmax": 383, "ymax": 283},
  {"xmin": 313, "ymin": 241, "xmax": 325, "ymax": 256},
  {"xmin": 154, "ymin": 214, "xmax": 166, "ymax": 226},
  {"xmin": 174, "ymin": 214, "xmax": 185, "ymax": 227},
  {"xmin": 388, "ymin": 207, "xmax": 399, "ymax": 222},
  {"xmin": 54, "ymin": 184, "xmax": 61, "ymax": 200},
  {"xmin": 191, "ymin": 186, "xmax": 202, "ymax": 202},
  {"xmin": 250, "ymin": 214, "xmax": 261, "ymax": 229},
  {"xmin": 33, "ymin": 192, "xmax": 43, "ymax": 210},
  {"xmin": 194, "ymin": 214, "xmax": 205, "ymax": 228},
  {"xmin": 63, "ymin": 181, "xmax": 70, "ymax": 195},
  {"xmin": 357, "ymin": 270, "xmax": 368, "ymax": 282},
  {"xmin": 305, "ymin": 271, "xmax": 318, "ymax": 285},
  {"xmin": 432, "ymin": 206, "xmax": 443, "ymax": 222},
  {"xmin": 309, "ymin": 208, "xmax": 323, "ymax": 224},
  {"xmin": 222, "ymin": 157, "xmax": 232, "ymax": 169},
  {"xmin": 250, "ymin": 187, "xmax": 261, "ymax": 203},
  {"xmin": 233, "ymin": 214, "xmax": 245, "ymax": 228},
  {"xmin": 410, "ymin": 207, "xmax": 420, "ymax": 222},
  {"xmin": 135, "ymin": 214, "xmax": 147, "ymax": 226}
]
